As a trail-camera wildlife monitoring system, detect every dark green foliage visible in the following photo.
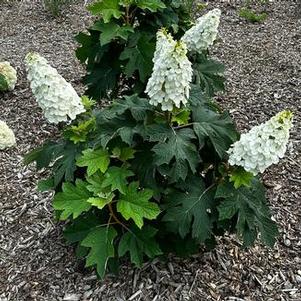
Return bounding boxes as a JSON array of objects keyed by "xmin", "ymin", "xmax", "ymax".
[
  {"xmin": 193, "ymin": 54, "xmax": 225, "ymax": 97},
  {"xmin": 76, "ymin": 0, "xmax": 193, "ymax": 101},
  {"xmin": 216, "ymin": 179, "xmax": 278, "ymax": 247},
  {"xmin": 25, "ymin": 91, "xmax": 278, "ymax": 278}
]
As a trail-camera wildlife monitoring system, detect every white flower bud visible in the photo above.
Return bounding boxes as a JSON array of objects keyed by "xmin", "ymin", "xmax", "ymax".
[
  {"xmin": 0, "ymin": 120, "xmax": 16, "ymax": 150},
  {"xmin": 0, "ymin": 62, "xmax": 17, "ymax": 91},
  {"xmin": 145, "ymin": 29, "xmax": 193, "ymax": 111},
  {"xmin": 181, "ymin": 9, "xmax": 221, "ymax": 53},
  {"xmin": 228, "ymin": 111, "xmax": 293, "ymax": 175},
  {"xmin": 25, "ymin": 53, "xmax": 85, "ymax": 124}
]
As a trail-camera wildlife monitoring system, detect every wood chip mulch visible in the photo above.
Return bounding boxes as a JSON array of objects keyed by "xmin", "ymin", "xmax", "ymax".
[{"xmin": 0, "ymin": 1, "xmax": 300, "ymax": 300}]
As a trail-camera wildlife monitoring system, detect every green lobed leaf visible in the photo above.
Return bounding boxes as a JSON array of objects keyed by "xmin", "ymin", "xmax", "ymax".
[
  {"xmin": 229, "ymin": 167, "xmax": 254, "ymax": 189},
  {"xmin": 118, "ymin": 225, "xmax": 162, "ymax": 267},
  {"xmin": 216, "ymin": 179, "xmax": 278, "ymax": 247},
  {"xmin": 102, "ymin": 166, "xmax": 134, "ymax": 194},
  {"xmin": 81, "ymin": 227, "xmax": 118, "ymax": 278},
  {"xmin": 110, "ymin": 95, "xmax": 153, "ymax": 121},
  {"xmin": 64, "ymin": 118, "xmax": 96, "ymax": 144},
  {"xmin": 23, "ymin": 141, "xmax": 63, "ymax": 170},
  {"xmin": 136, "ymin": 0, "xmax": 166, "ymax": 12},
  {"xmin": 51, "ymin": 142, "xmax": 81, "ymax": 187},
  {"xmin": 120, "ymin": 33, "xmax": 155, "ymax": 82},
  {"xmin": 171, "ymin": 109, "xmax": 190, "ymax": 126},
  {"xmin": 194, "ymin": 55, "xmax": 225, "ymax": 97},
  {"xmin": 117, "ymin": 182, "xmax": 160, "ymax": 228},
  {"xmin": 192, "ymin": 108, "xmax": 238, "ymax": 159},
  {"xmin": 163, "ymin": 176, "xmax": 216, "ymax": 241},
  {"xmin": 87, "ymin": 193, "xmax": 115, "ymax": 210},
  {"xmin": 92, "ymin": 22, "xmax": 134, "ymax": 46},
  {"xmin": 112, "ymin": 146, "xmax": 136, "ymax": 162},
  {"xmin": 150, "ymin": 126, "xmax": 200, "ymax": 181},
  {"xmin": 86, "ymin": 172, "xmax": 106, "ymax": 195},
  {"xmin": 76, "ymin": 148, "xmax": 110, "ymax": 176},
  {"xmin": 88, "ymin": 0, "xmax": 123, "ymax": 23},
  {"xmin": 63, "ymin": 212, "xmax": 101, "ymax": 243},
  {"xmin": 53, "ymin": 179, "xmax": 92, "ymax": 220}
]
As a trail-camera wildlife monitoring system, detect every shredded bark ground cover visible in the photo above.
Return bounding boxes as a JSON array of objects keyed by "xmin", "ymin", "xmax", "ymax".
[{"xmin": 0, "ymin": 1, "xmax": 300, "ymax": 300}]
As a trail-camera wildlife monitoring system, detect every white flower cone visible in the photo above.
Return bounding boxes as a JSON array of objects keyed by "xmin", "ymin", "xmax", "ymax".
[
  {"xmin": 0, "ymin": 61, "xmax": 17, "ymax": 91},
  {"xmin": 145, "ymin": 29, "xmax": 193, "ymax": 111},
  {"xmin": 25, "ymin": 52, "xmax": 85, "ymax": 124},
  {"xmin": 228, "ymin": 110, "xmax": 293, "ymax": 175},
  {"xmin": 181, "ymin": 8, "xmax": 221, "ymax": 53},
  {"xmin": 0, "ymin": 120, "xmax": 16, "ymax": 150}
]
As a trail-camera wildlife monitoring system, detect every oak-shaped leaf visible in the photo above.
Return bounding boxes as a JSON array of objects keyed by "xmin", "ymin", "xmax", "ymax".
[
  {"xmin": 53, "ymin": 179, "xmax": 92, "ymax": 220},
  {"xmin": 76, "ymin": 148, "xmax": 110, "ymax": 176},
  {"xmin": 192, "ymin": 108, "xmax": 238, "ymax": 159},
  {"xmin": 81, "ymin": 227, "xmax": 117, "ymax": 278},
  {"xmin": 229, "ymin": 167, "xmax": 254, "ymax": 189},
  {"xmin": 93, "ymin": 22, "xmax": 134, "ymax": 46},
  {"xmin": 150, "ymin": 126, "xmax": 200, "ymax": 181},
  {"xmin": 120, "ymin": 33, "xmax": 155, "ymax": 82},
  {"xmin": 88, "ymin": 0, "xmax": 123, "ymax": 23},
  {"xmin": 63, "ymin": 212, "xmax": 101, "ymax": 243},
  {"xmin": 216, "ymin": 179, "xmax": 278, "ymax": 247},
  {"xmin": 136, "ymin": 0, "xmax": 166, "ymax": 12},
  {"xmin": 87, "ymin": 193, "xmax": 115, "ymax": 210},
  {"xmin": 102, "ymin": 166, "xmax": 134, "ymax": 194},
  {"xmin": 117, "ymin": 182, "xmax": 160, "ymax": 228},
  {"xmin": 163, "ymin": 176, "xmax": 216, "ymax": 241},
  {"xmin": 118, "ymin": 225, "xmax": 162, "ymax": 267}
]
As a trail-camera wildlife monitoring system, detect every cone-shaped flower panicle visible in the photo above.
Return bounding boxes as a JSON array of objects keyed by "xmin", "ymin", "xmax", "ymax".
[
  {"xmin": 181, "ymin": 8, "xmax": 221, "ymax": 53},
  {"xmin": 25, "ymin": 52, "xmax": 85, "ymax": 124},
  {"xmin": 0, "ymin": 120, "xmax": 16, "ymax": 150},
  {"xmin": 0, "ymin": 61, "xmax": 17, "ymax": 91},
  {"xmin": 145, "ymin": 29, "xmax": 193, "ymax": 111},
  {"xmin": 228, "ymin": 110, "xmax": 293, "ymax": 175}
]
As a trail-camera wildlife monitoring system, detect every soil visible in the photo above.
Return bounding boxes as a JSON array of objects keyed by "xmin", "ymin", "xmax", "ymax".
[{"xmin": 0, "ymin": 1, "xmax": 300, "ymax": 300}]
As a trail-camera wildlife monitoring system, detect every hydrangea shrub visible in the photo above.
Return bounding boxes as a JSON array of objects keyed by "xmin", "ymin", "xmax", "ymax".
[
  {"xmin": 25, "ymin": 3, "xmax": 292, "ymax": 279},
  {"xmin": 0, "ymin": 62, "xmax": 17, "ymax": 92}
]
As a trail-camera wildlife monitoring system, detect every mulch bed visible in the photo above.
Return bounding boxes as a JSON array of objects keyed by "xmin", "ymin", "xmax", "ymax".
[{"xmin": 0, "ymin": 1, "xmax": 300, "ymax": 300}]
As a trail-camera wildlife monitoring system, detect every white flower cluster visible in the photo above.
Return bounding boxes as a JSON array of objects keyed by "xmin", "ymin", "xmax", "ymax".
[
  {"xmin": 181, "ymin": 8, "xmax": 221, "ymax": 53},
  {"xmin": 145, "ymin": 29, "xmax": 193, "ymax": 111},
  {"xmin": 0, "ymin": 120, "xmax": 16, "ymax": 150},
  {"xmin": 0, "ymin": 61, "xmax": 17, "ymax": 91},
  {"xmin": 228, "ymin": 111, "xmax": 293, "ymax": 175},
  {"xmin": 25, "ymin": 53, "xmax": 85, "ymax": 124}
]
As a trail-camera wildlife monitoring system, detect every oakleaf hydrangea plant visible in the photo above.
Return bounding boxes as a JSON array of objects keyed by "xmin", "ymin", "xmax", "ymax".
[
  {"xmin": 25, "ymin": 3, "xmax": 293, "ymax": 279},
  {"xmin": 0, "ymin": 61, "xmax": 17, "ymax": 92}
]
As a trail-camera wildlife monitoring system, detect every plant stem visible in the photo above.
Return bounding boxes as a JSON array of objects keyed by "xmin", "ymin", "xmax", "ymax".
[
  {"xmin": 165, "ymin": 111, "xmax": 172, "ymax": 125},
  {"xmin": 125, "ymin": 6, "xmax": 130, "ymax": 25},
  {"xmin": 173, "ymin": 122, "xmax": 194, "ymax": 130},
  {"xmin": 108, "ymin": 202, "xmax": 130, "ymax": 232}
]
